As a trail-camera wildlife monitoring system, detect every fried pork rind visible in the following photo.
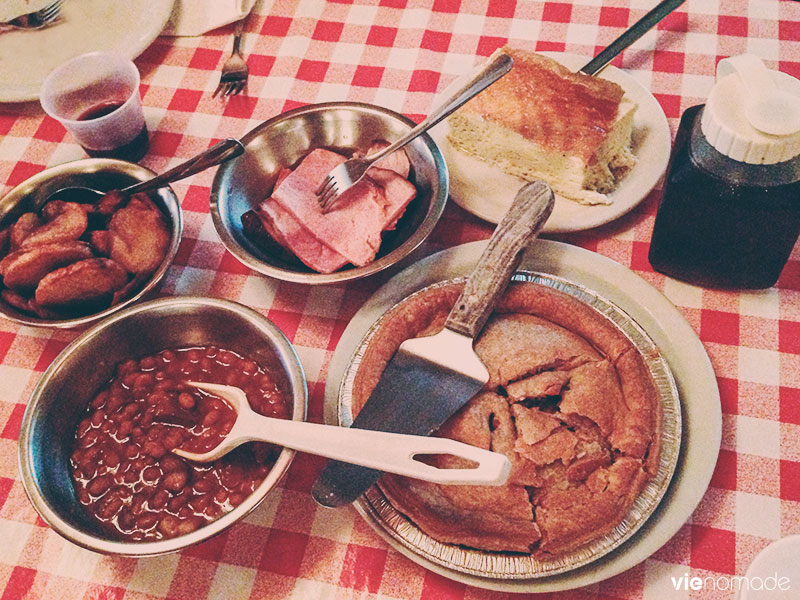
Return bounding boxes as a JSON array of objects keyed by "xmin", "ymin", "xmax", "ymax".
[
  {"xmin": 108, "ymin": 194, "xmax": 170, "ymax": 274},
  {"xmin": 35, "ymin": 258, "xmax": 128, "ymax": 307},
  {"xmin": 21, "ymin": 201, "xmax": 87, "ymax": 248},
  {"xmin": 96, "ymin": 190, "xmax": 126, "ymax": 216},
  {"xmin": 0, "ymin": 228, "xmax": 9, "ymax": 261},
  {"xmin": 0, "ymin": 190, "xmax": 172, "ymax": 320},
  {"xmin": 9, "ymin": 212, "xmax": 42, "ymax": 249},
  {"xmin": 0, "ymin": 241, "xmax": 94, "ymax": 290}
]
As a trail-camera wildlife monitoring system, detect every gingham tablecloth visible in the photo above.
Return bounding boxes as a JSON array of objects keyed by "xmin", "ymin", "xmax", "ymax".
[{"xmin": 1, "ymin": 1, "xmax": 799, "ymax": 599}]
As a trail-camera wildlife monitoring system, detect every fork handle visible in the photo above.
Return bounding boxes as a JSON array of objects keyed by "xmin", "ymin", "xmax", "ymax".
[
  {"xmin": 367, "ymin": 52, "xmax": 513, "ymax": 163},
  {"xmin": 122, "ymin": 138, "xmax": 245, "ymax": 195},
  {"xmin": 232, "ymin": 17, "xmax": 245, "ymax": 55}
]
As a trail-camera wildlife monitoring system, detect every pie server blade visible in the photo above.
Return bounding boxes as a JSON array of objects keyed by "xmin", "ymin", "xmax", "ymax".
[{"xmin": 312, "ymin": 180, "xmax": 554, "ymax": 508}]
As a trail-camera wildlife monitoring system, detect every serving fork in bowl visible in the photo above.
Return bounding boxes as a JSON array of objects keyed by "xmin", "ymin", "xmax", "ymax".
[
  {"xmin": 1, "ymin": 0, "xmax": 63, "ymax": 31},
  {"xmin": 316, "ymin": 51, "xmax": 513, "ymax": 213}
]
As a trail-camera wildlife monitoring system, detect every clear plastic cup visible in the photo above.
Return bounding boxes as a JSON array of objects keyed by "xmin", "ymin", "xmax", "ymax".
[{"xmin": 40, "ymin": 52, "xmax": 149, "ymax": 162}]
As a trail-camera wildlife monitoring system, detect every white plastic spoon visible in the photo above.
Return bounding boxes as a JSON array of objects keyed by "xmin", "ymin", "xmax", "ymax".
[
  {"xmin": 172, "ymin": 381, "xmax": 511, "ymax": 487},
  {"xmin": 717, "ymin": 54, "xmax": 800, "ymax": 137}
]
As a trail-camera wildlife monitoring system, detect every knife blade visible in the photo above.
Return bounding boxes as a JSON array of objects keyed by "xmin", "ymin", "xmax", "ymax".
[{"xmin": 312, "ymin": 180, "xmax": 555, "ymax": 508}]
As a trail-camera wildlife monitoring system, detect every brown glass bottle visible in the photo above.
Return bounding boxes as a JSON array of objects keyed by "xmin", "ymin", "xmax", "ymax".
[{"xmin": 649, "ymin": 105, "xmax": 800, "ymax": 289}]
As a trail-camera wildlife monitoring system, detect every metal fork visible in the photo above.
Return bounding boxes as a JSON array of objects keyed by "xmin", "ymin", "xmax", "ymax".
[
  {"xmin": 213, "ymin": 18, "xmax": 249, "ymax": 97},
  {"xmin": 316, "ymin": 52, "xmax": 513, "ymax": 213},
  {"xmin": 1, "ymin": 0, "xmax": 63, "ymax": 31}
]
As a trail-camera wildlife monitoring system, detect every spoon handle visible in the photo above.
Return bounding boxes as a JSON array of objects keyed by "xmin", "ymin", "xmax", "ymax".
[
  {"xmin": 236, "ymin": 414, "xmax": 510, "ymax": 485},
  {"xmin": 580, "ymin": 0, "xmax": 685, "ymax": 76},
  {"xmin": 122, "ymin": 138, "xmax": 245, "ymax": 195}
]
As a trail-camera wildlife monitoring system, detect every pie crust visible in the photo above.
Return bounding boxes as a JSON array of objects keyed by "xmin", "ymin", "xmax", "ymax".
[{"xmin": 350, "ymin": 281, "xmax": 662, "ymax": 557}]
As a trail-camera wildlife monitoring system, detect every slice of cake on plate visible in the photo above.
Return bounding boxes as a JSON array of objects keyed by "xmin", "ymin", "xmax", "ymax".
[{"xmin": 447, "ymin": 47, "xmax": 637, "ymax": 205}]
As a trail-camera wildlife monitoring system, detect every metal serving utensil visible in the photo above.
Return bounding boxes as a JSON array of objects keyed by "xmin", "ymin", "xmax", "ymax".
[
  {"xmin": 313, "ymin": 180, "xmax": 554, "ymax": 507},
  {"xmin": 41, "ymin": 138, "xmax": 244, "ymax": 205},
  {"xmin": 0, "ymin": 0, "xmax": 63, "ymax": 31},
  {"xmin": 172, "ymin": 381, "xmax": 511, "ymax": 487},
  {"xmin": 580, "ymin": 0, "xmax": 686, "ymax": 75},
  {"xmin": 315, "ymin": 52, "xmax": 513, "ymax": 212}
]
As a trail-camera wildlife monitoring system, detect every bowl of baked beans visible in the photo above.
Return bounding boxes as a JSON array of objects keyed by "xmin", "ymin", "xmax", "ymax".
[{"xmin": 18, "ymin": 296, "xmax": 307, "ymax": 556}]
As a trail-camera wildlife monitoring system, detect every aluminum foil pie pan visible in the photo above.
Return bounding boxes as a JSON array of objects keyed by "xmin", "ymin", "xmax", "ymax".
[{"xmin": 337, "ymin": 271, "xmax": 682, "ymax": 579}]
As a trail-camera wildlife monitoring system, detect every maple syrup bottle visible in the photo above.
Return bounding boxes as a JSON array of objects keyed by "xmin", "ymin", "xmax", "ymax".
[{"xmin": 649, "ymin": 55, "xmax": 800, "ymax": 289}]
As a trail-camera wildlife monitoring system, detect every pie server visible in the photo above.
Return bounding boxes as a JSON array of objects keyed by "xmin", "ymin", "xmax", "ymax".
[{"xmin": 312, "ymin": 180, "xmax": 555, "ymax": 507}]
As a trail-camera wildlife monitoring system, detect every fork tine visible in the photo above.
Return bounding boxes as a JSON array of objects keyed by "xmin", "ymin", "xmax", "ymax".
[
  {"xmin": 319, "ymin": 185, "xmax": 340, "ymax": 213},
  {"xmin": 316, "ymin": 175, "xmax": 334, "ymax": 197},
  {"xmin": 41, "ymin": 0, "xmax": 62, "ymax": 21},
  {"xmin": 227, "ymin": 80, "xmax": 245, "ymax": 96},
  {"xmin": 212, "ymin": 80, "xmax": 225, "ymax": 98}
]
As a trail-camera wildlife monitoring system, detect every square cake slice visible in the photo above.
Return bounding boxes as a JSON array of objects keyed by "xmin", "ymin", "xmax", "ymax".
[{"xmin": 447, "ymin": 48, "xmax": 637, "ymax": 205}]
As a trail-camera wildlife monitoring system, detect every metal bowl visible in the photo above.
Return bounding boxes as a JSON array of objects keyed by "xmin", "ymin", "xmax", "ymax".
[
  {"xmin": 210, "ymin": 102, "xmax": 448, "ymax": 284},
  {"xmin": 18, "ymin": 296, "xmax": 307, "ymax": 556},
  {"xmin": 0, "ymin": 159, "xmax": 182, "ymax": 328}
]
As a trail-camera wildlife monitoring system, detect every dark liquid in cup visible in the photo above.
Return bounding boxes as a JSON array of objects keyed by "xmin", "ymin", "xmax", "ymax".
[{"xmin": 77, "ymin": 101, "xmax": 150, "ymax": 162}]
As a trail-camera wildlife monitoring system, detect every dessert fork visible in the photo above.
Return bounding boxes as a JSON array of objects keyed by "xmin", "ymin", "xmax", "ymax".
[
  {"xmin": 212, "ymin": 18, "xmax": 249, "ymax": 97},
  {"xmin": 0, "ymin": 0, "xmax": 63, "ymax": 31},
  {"xmin": 316, "ymin": 52, "xmax": 513, "ymax": 213}
]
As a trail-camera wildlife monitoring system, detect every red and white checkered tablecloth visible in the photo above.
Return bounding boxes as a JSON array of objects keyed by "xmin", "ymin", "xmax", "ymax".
[{"xmin": 1, "ymin": 1, "xmax": 800, "ymax": 598}]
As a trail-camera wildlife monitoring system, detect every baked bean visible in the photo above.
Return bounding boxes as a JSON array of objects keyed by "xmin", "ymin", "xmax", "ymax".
[
  {"xmin": 136, "ymin": 512, "xmax": 158, "ymax": 531},
  {"xmin": 162, "ymin": 470, "xmax": 187, "ymax": 492},
  {"xmin": 150, "ymin": 489, "xmax": 169, "ymax": 510},
  {"xmin": 70, "ymin": 345, "xmax": 291, "ymax": 541},
  {"xmin": 177, "ymin": 393, "xmax": 195, "ymax": 410},
  {"xmin": 142, "ymin": 466, "xmax": 161, "ymax": 483}
]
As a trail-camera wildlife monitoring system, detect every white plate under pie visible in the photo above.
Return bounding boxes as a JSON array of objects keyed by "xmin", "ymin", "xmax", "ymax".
[
  {"xmin": 429, "ymin": 53, "xmax": 672, "ymax": 233},
  {"xmin": 0, "ymin": 0, "xmax": 175, "ymax": 103},
  {"xmin": 324, "ymin": 240, "xmax": 721, "ymax": 592}
]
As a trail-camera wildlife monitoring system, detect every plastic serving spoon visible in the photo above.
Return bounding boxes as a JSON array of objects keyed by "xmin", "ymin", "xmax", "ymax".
[
  {"xmin": 172, "ymin": 381, "xmax": 511, "ymax": 486},
  {"xmin": 717, "ymin": 54, "xmax": 800, "ymax": 137},
  {"xmin": 41, "ymin": 138, "xmax": 245, "ymax": 205}
]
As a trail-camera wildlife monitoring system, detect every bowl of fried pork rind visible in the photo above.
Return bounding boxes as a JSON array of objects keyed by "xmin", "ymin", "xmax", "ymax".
[{"xmin": 0, "ymin": 159, "xmax": 182, "ymax": 328}]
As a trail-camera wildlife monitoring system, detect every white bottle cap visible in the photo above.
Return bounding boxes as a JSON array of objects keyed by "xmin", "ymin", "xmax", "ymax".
[{"xmin": 701, "ymin": 54, "xmax": 800, "ymax": 164}]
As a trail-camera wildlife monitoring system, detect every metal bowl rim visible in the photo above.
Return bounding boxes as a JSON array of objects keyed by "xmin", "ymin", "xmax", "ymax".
[
  {"xmin": 17, "ymin": 295, "xmax": 308, "ymax": 557},
  {"xmin": 209, "ymin": 101, "xmax": 449, "ymax": 285}
]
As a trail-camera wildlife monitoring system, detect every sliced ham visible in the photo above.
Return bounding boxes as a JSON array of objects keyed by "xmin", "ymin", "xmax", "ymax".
[
  {"xmin": 256, "ymin": 201, "xmax": 348, "ymax": 273},
  {"xmin": 364, "ymin": 140, "xmax": 411, "ymax": 178},
  {"xmin": 368, "ymin": 166, "xmax": 417, "ymax": 231},
  {"xmin": 254, "ymin": 145, "xmax": 416, "ymax": 273}
]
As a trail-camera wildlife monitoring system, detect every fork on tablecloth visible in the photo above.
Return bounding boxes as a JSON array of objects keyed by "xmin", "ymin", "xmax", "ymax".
[
  {"xmin": 0, "ymin": 0, "xmax": 63, "ymax": 31},
  {"xmin": 213, "ymin": 17, "xmax": 249, "ymax": 97}
]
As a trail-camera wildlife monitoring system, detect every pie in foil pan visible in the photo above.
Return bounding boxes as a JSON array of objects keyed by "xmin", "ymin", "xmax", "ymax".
[{"xmin": 337, "ymin": 271, "xmax": 682, "ymax": 579}]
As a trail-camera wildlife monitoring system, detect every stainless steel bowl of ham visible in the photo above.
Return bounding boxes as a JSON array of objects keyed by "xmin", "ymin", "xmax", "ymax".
[
  {"xmin": 0, "ymin": 159, "xmax": 182, "ymax": 328},
  {"xmin": 210, "ymin": 102, "xmax": 448, "ymax": 284}
]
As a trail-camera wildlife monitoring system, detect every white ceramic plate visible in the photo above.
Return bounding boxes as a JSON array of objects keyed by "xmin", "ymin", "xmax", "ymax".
[
  {"xmin": 324, "ymin": 240, "xmax": 721, "ymax": 593},
  {"xmin": 430, "ymin": 53, "xmax": 672, "ymax": 233},
  {"xmin": 0, "ymin": 0, "xmax": 175, "ymax": 103}
]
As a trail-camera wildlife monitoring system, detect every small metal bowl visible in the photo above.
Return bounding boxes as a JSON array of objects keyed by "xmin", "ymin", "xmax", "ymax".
[
  {"xmin": 0, "ymin": 159, "xmax": 182, "ymax": 328},
  {"xmin": 18, "ymin": 296, "xmax": 307, "ymax": 557},
  {"xmin": 210, "ymin": 102, "xmax": 448, "ymax": 284}
]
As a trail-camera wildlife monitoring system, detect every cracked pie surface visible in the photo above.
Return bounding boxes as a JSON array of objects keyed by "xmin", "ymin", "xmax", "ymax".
[{"xmin": 350, "ymin": 280, "xmax": 663, "ymax": 558}]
